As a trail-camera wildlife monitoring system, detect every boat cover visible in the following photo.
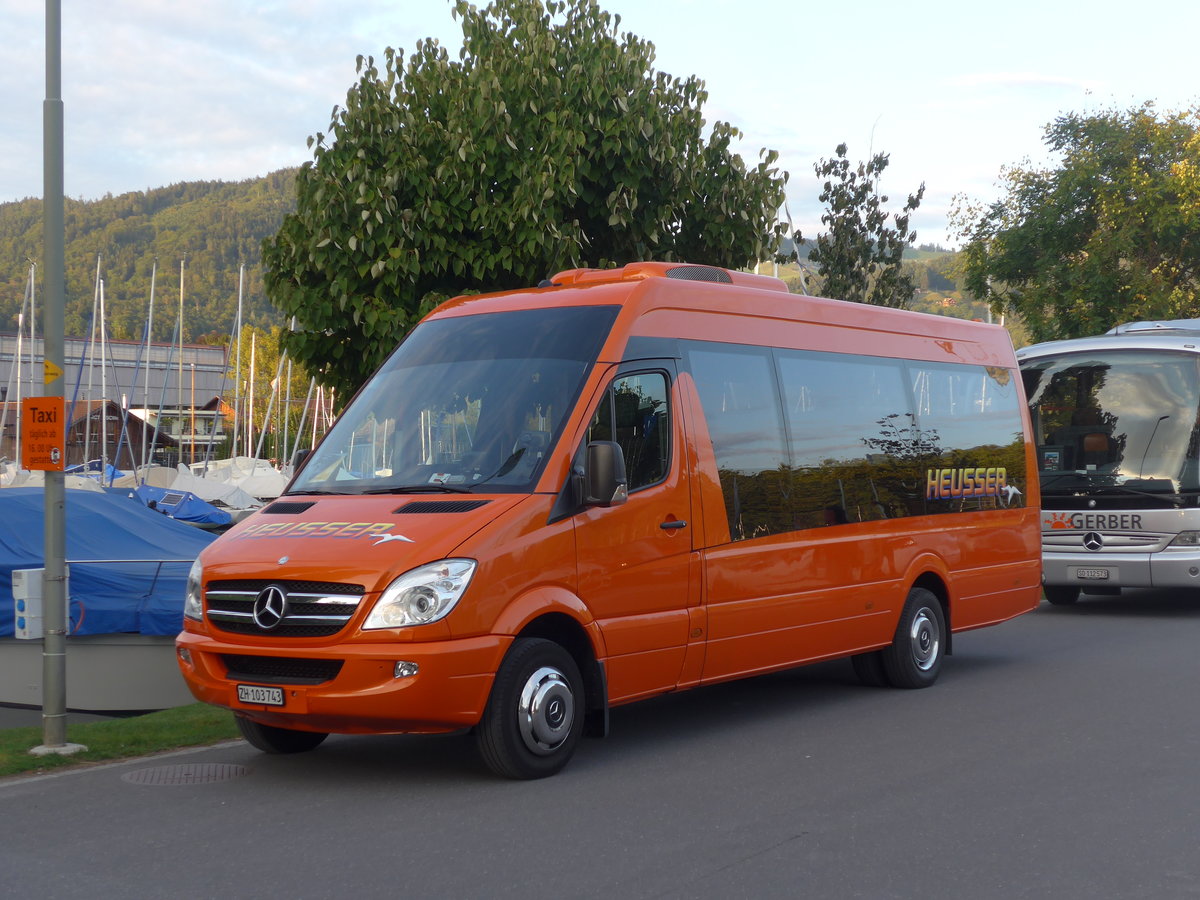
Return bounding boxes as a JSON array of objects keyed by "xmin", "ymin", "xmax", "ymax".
[
  {"xmin": 0, "ymin": 488, "xmax": 215, "ymax": 637},
  {"xmin": 133, "ymin": 484, "xmax": 233, "ymax": 528}
]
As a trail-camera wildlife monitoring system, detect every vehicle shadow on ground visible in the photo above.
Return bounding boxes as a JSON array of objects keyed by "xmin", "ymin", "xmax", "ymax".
[
  {"xmin": 228, "ymin": 657, "xmax": 929, "ymax": 785},
  {"xmin": 1038, "ymin": 588, "xmax": 1200, "ymax": 619}
]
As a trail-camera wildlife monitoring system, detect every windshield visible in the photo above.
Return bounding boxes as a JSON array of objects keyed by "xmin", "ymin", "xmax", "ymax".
[
  {"xmin": 1021, "ymin": 349, "xmax": 1200, "ymax": 496},
  {"xmin": 289, "ymin": 305, "xmax": 620, "ymax": 494}
]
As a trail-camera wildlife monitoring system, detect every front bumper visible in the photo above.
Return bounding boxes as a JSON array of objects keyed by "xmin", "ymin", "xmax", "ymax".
[
  {"xmin": 1041, "ymin": 548, "xmax": 1200, "ymax": 590},
  {"xmin": 175, "ymin": 628, "xmax": 510, "ymax": 735}
]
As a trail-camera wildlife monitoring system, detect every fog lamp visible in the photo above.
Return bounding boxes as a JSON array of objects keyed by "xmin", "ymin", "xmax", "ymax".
[{"xmin": 394, "ymin": 661, "xmax": 419, "ymax": 678}]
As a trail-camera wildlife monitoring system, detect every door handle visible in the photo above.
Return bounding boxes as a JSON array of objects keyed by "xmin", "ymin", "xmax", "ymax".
[{"xmin": 659, "ymin": 519, "xmax": 688, "ymax": 530}]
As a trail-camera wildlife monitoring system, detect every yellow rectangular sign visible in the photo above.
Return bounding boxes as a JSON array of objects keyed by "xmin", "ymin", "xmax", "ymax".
[{"xmin": 21, "ymin": 396, "xmax": 66, "ymax": 471}]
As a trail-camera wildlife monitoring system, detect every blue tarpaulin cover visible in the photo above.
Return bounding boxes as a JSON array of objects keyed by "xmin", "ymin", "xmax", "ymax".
[
  {"xmin": 64, "ymin": 461, "xmax": 125, "ymax": 484},
  {"xmin": 133, "ymin": 484, "xmax": 233, "ymax": 528},
  {"xmin": 0, "ymin": 488, "xmax": 216, "ymax": 637}
]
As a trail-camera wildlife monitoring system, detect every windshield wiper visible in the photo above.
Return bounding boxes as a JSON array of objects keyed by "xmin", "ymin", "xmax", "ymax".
[
  {"xmin": 1038, "ymin": 471, "xmax": 1102, "ymax": 488},
  {"xmin": 361, "ymin": 483, "xmax": 474, "ymax": 494},
  {"xmin": 1089, "ymin": 483, "xmax": 1193, "ymax": 501},
  {"xmin": 1040, "ymin": 478, "xmax": 1198, "ymax": 502},
  {"xmin": 282, "ymin": 489, "xmax": 352, "ymax": 496},
  {"xmin": 467, "ymin": 448, "xmax": 528, "ymax": 491}
]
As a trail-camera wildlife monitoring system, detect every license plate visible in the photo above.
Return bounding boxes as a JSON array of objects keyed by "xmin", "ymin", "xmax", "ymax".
[
  {"xmin": 237, "ymin": 684, "xmax": 284, "ymax": 706},
  {"xmin": 1075, "ymin": 568, "xmax": 1110, "ymax": 580}
]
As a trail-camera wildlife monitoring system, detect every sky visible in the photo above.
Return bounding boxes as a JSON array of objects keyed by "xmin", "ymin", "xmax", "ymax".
[{"xmin": 2, "ymin": 0, "xmax": 1198, "ymax": 249}]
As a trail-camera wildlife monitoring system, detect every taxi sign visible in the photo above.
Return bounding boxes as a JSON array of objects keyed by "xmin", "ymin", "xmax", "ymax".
[{"xmin": 21, "ymin": 396, "xmax": 66, "ymax": 471}]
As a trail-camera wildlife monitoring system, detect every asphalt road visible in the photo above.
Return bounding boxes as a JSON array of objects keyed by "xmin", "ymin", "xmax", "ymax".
[{"xmin": 2, "ymin": 590, "xmax": 1199, "ymax": 899}]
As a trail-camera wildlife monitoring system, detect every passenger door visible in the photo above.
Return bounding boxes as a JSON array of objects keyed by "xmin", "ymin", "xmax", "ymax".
[{"xmin": 573, "ymin": 363, "xmax": 701, "ymax": 703}]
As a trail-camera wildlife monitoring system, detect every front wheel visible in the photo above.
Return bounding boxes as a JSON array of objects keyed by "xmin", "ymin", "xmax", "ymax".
[
  {"xmin": 881, "ymin": 587, "xmax": 946, "ymax": 689},
  {"xmin": 1043, "ymin": 585, "xmax": 1081, "ymax": 606},
  {"xmin": 476, "ymin": 637, "xmax": 585, "ymax": 780},
  {"xmin": 235, "ymin": 715, "xmax": 328, "ymax": 754}
]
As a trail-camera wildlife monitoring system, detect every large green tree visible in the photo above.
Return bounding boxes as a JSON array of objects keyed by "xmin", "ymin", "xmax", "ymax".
[
  {"xmin": 796, "ymin": 143, "xmax": 925, "ymax": 308},
  {"xmin": 262, "ymin": 0, "xmax": 789, "ymax": 399},
  {"xmin": 955, "ymin": 103, "xmax": 1200, "ymax": 341}
]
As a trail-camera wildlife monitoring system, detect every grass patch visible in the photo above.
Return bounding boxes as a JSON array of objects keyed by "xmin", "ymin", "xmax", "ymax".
[{"xmin": 0, "ymin": 703, "xmax": 240, "ymax": 779}]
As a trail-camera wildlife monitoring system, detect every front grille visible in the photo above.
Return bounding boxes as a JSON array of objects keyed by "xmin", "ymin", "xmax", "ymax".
[
  {"xmin": 221, "ymin": 654, "xmax": 344, "ymax": 684},
  {"xmin": 1043, "ymin": 532, "xmax": 1169, "ymax": 553},
  {"xmin": 206, "ymin": 580, "xmax": 365, "ymax": 637}
]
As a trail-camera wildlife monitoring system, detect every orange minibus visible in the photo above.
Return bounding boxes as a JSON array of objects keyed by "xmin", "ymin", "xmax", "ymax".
[{"xmin": 176, "ymin": 261, "xmax": 1042, "ymax": 778}]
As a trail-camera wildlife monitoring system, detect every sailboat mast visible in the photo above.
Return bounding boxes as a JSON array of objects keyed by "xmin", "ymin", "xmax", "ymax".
[
  {"xmin": 248, "ymin": 331, "xmax": 256, "ymax": 460},
  {"xmin": 13, "ymin": 307, "xmax": 23, "ymax": 468},
  {"xmin": 99, "ymin": 278, "xmax": 108, "ymax": 473},
  {"xmin": 14, "ymin": 312, "xmax": 22, "ymax": 416},
  {"xmin": 82, "ymin": 254, "xmax": 101, "ymax": 467},
  {"xmin": 254, "ymin": 353, "xmax": 286, "ymax": 462},
  {"xmin": 177, "ymin": 257, "xmax": 185, "ymax": 467},
  {"xmin": 27, "ymin": 261, "xmax": 36, "ymax": 407},
  {"xmin": 291, "ymin": 376, "xmax": 315, "ymax": 464},
  {"xmin": 231, "ymin": 264, "xmax": 244, "ymax": 459},
  {"xmin": 141, "ymin": 260, "xmax": 157, "ymax": 471},
  {"xmin": 0, "ymin": 267, "xmax": 33, "ymax": 467},
  {"xmin": 313, "ymin": 385, "xmax": 321, "ymax": 451},
  {"xmin": 283, "ymin": 355, "xmax": 293, "ymax": 468}
]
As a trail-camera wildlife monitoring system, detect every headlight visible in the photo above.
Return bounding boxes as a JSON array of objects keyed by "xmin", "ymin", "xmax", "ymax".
[
  {"xmin": 1169, "ymin": 531, "xmax": 1200, "ymax": 547},
  {"xmin": 184, "ymin": 558, "xmax": 204, "ymax": 620},
  {"xmin": 363, "ymin": 559, "xmax": 476, "ymax": 630}
]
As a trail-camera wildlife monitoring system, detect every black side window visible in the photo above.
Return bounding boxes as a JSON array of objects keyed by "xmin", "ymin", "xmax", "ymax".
[
  {"xmin": 586, "ymin": 372, "xmax": 670, "ymax": 491},
  {"xmin": 778, "ymin": 350, "xmax": 910, "ymax": 525},
  {"xmin": 685, "ymin": 345, "xmax": 790, "ymax": 540}
]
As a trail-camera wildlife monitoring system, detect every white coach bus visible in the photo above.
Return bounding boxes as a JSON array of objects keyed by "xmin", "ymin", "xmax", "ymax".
[{"xmin": 1018, "ymin": 319, "xmax": 1200, "ymax": 604}]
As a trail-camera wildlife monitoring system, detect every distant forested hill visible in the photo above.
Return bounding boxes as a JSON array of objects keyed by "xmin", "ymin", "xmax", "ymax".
[
  {"xmin": 0, "ymin": 169, "xmax": 297, "ymax": 343},
  {"xmin": 1, "ymin": 180, "xmax": 998, "ymax": 347}
]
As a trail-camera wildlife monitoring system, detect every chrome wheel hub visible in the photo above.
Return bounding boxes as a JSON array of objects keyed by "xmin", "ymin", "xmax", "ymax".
[
  {"xmin": 517, "ymin": 666, "xmax": 575, "ymax": 756},
  {"xmin": 909, "ymin": 607, "xmax": 941, "ymax": 671}
]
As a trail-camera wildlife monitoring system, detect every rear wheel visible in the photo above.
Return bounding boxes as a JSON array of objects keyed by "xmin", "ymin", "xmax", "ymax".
[
  {"xmin": 881, "ymin": 587, "xmax": 945, "ymax": 689},
  {"xmin": 235, "ymin": 715, "xmax": 328, "ymax": 754},
  {"xmin": 1043, "ymin": 585, "xmax": 1081, "ymax": 606},
  {"xmin": 476, "ymin": 637, "xmax": 584, "ymax": 780}
]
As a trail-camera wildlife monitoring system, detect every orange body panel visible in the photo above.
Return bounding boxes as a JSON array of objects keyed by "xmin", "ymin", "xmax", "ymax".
[{"xmin": 177, "ymin": 261, "xmax": 1041, "ymax": 739}]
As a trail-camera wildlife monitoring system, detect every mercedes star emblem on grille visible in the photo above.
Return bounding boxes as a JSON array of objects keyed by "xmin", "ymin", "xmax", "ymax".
[
  {"xmin": 252, "ymin": 585, "xmax": 290, "ymax": 630},
  {"xmin": 1082, "ymin": 532, "xmax": 1104, "ymax": 552}
]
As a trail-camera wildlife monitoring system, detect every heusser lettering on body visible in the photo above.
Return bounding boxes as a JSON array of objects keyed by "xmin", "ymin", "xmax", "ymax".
[{"xmin": 925, "ymin": 466, "xmax": 1007, "ymax": 500}]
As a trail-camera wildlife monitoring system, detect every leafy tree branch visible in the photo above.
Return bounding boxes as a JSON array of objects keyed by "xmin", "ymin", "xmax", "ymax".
[{"xmin": 263, "ymin": 0, "xmax": 789, "ymax": 399}]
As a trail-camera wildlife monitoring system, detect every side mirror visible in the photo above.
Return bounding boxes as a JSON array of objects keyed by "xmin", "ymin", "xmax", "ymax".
[
  {"xmin": 292, "ymin": 448, "xmax": 312, "ymax": 471},
  {"xmin": 584, "ymin": 441, "xmax": 628, "ymax": 507}
]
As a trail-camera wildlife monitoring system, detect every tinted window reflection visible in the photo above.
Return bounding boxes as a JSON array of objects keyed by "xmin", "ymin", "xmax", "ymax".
[
  {"xmin": 686, "ymin": 341, "xmax": 1029, "ymax": 543},
  {"xmin": 778, "ymin": 352, "xmax": 909, "ymax": 526},
  {"xmin": 686, "ymin": 346, "xmax": 789, "ymax": 540}
]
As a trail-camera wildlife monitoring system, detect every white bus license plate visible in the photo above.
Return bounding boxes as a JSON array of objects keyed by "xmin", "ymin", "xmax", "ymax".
[
  {"xmin": 1076, "ymin": 568, "xmax": 1110, "ymax": 580},
  {"xmin": 237, "ymin": 684, "xmax": 284, "ymax": 706}
]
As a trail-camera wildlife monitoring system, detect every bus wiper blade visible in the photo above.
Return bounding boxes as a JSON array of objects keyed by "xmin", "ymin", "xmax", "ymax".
[
  {"xmin": 1093, "ymin": 484, "xmax": 1183, "ymax": 501},
  {"xmin": 1038, "ymin": 472, "xmax": 1101, "ymax": 488},
  {"xmin": 361, "ymin": 483, "xmax": 474, "ymax": 494}
]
